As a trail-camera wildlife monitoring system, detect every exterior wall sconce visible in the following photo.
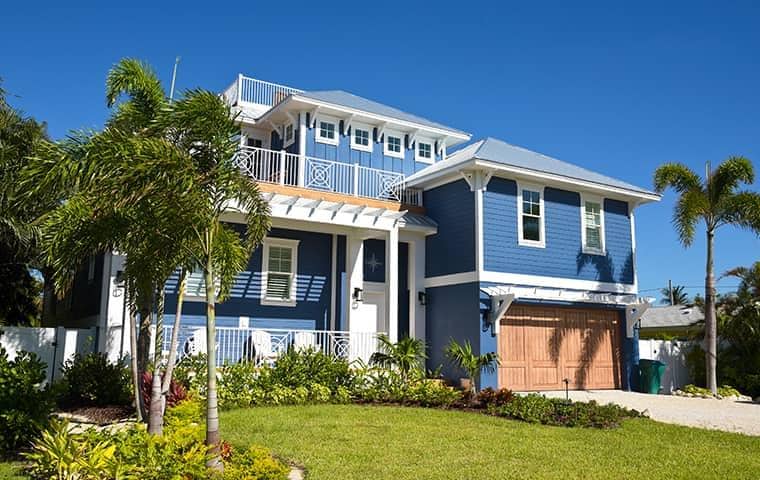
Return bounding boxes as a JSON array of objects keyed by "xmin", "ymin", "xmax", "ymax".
[
  {"xmin": 353, "ymin": 287, "xmax": 364, "ymax": 302},
  {"xmin": 417, "ymin": 291, "xmax": 427, "ymax": 306}
]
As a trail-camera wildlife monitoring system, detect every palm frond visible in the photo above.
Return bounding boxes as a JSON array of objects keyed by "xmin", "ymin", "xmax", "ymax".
[
  {"xmin": 717, "ymin": 191, "xmax": 760, "ymax": 234},
  {"xmin": 672, "ymin": 189, "xmax": 706, "ymax": 246},
  {"xmin": 653, "ymin": 163, "xmax": 703, "ymax": 194},
  {"xmin": 710, "ymin": 156, "xmax": 754, "ymax": 204}
]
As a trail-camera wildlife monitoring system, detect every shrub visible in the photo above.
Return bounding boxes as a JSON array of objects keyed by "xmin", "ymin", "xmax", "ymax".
[
  {"xmin": 494, "ymin": 394, "xmax": 641, "ymax": 429},
  {"xmin": 352, "ymin": 366, "xmax": 461, "ymax": 407},
  {"xmin": 267, "ymin": 348, "xmax": 353, "ymax": 393},
  {"xmin": 57, "ymin": 352, "xmax": 131, "ymax": 407},
  {"xmin": 140, "ymin": 371, "xmax": 187, "ymax": 411},
  {"xmin": 679, "ymin": 384, "xmax": 744, "ymax": 398},
  {"xmin": 172, "ymin": 353, "xmax": 208, "ymax": 394},
  {"xmin": 472, "ymin": 387, "xmax": 514, "ymax": 409},
  {"xmin": 0, "ymin": 348, "xmax": 54, "ymax": 454},
  {"xmin": 218, "ymin": 445, "xmax": 290, "ymax": 480}
]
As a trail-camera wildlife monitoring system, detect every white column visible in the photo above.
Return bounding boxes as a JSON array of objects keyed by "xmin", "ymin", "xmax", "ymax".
[
  {"xmin": 407, "ymin": 235, "xmax": 426, "ymax": 342},
  {"xmin": 346, "ymin": 234, "xmax": 364, "ymax": 332},
  {"xmin": 298, "ymin": 112, "xmax": 307, "ymax": 187},
  {"xmin": 386, "ymin": 227, "xmax": 399, "ymax": 342}
]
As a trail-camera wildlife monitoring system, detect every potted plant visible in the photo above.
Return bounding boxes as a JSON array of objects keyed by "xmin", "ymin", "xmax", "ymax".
[{"xmin": 444, "ymin": 339, "xmax": 499, "ymax": 394}]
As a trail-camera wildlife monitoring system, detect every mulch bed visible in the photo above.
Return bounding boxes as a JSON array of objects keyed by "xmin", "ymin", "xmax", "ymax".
[{"xmin": 56, "ymin": 405, "xmax": 135, "ymax": 425}]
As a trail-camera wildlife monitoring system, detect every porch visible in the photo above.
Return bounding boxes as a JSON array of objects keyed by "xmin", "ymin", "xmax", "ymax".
[{"xmin": 161, "ymin": 325, "xmax": 381, "ymax": 367}]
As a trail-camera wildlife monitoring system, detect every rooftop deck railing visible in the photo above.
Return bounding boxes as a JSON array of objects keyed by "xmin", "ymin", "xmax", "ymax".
[
  {"xmin": 233, "ymin": 146, "xmax": 422, "ymax": 205},
  {"xmin": 224, "ymin": 75, "xmax": 303, "ymax": 107}
]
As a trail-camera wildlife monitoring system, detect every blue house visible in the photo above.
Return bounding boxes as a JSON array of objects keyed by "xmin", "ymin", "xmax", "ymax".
[{"xmin": 65, "ymin": 74, "xmax": 659, "ymax": 391}]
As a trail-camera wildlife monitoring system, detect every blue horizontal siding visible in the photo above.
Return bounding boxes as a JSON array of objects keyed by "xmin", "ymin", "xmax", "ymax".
[
  {"xmin": 482, "ymin": 177, "xmax": 634, "ymax": 285},
  {"xmin": 165, "ymin": 227, "xmax": 332, "ymax": 330},
  {"xmin": 424, "ymin": 180, "xmax": 475, "ymax": 277}
]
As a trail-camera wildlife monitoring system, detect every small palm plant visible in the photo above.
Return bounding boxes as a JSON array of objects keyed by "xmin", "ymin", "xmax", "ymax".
[
  {"xmin": 445, "ymin": 339, "xmax": 499, "ymax": 394},
  {"xmin": 370, "ymin": 335, "xmax": 427, "ymax": 384}
]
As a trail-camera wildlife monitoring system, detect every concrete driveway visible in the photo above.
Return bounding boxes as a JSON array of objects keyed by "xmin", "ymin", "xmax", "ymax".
[{"xmin": 539, "ymin": 390, "xmax": 760, "ymax": 436}]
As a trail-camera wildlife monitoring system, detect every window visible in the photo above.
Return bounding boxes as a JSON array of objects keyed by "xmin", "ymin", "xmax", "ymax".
[
  {"xmin": 283, "ymin": 123, "xmax": 294, "ymax": 147},
  {"xmin": 262, "ymin": 238, "xmax": 299, "ymax": 306},
  {"xmin": 384, "ymin": 132, "xmax": 404, "ymax": 158},
  {"xmin": 183, "ymin": 270, "xmax": 220, "ymax": 301},
  {"xmin": 351, "ymin": 124, "xmax": 372, "ymax": 152},
  {"xmin": 415, "ymin": 140, "xmax": 433, "ymax": 163},
  {"xmin": 581, "ymin": 196, "xmax": 605, "ymax": 255},
  {"xmin": 87, "ymin": 255, "xmax": 96, "ymax": 283},
  {"xmin": 517, "ymin": 185, "xmax": 545, "ymax": 247},
  {"xmin": 246, "ymin": 137, "xmax": 263, "ymax": 148},
  {"xmin": 316, "ymin": 118, "xmax": 338, "ymax": 145}
]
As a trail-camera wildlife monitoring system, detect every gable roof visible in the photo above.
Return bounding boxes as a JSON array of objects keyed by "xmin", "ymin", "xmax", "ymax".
[
  {"xmin": 293, "ymin": 90, "xmax": 470, "ymax": 138},
  {"xmin": 406, "ymin": 137, "xmax": 660, "ymax": 202},
  {"xmin": 640, "ymin": 305, "xmax": 703, "ymax": 330}
]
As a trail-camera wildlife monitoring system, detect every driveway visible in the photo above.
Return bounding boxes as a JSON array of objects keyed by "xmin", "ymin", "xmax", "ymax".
[{"xmin": 539, "ymin": 390, "xmax": 760, "ymax": 436}]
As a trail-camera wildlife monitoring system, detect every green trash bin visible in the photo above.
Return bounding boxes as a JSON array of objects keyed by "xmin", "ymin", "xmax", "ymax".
[{"xmin": 638, "ymin": 359, "xmax": 666, "ymax": 394}]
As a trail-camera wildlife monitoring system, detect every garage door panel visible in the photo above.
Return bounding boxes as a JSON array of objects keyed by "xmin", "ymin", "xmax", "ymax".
[{"xmin": 499, "ymin": 306, "xmax": 621, "ymax": 391}]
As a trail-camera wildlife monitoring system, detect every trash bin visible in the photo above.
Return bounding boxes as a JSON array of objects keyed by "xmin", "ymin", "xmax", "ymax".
[{"xmin": 638, "ymin": 359, "xmax": 666, "ymax": 394}]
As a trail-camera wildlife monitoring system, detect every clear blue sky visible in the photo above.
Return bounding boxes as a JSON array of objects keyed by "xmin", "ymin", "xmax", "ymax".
[{"xmin": 3, "ymin": 1, "xmax": 759, "ymax": 301}]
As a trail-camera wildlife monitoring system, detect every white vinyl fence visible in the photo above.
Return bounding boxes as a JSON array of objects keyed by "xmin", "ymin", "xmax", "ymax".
[
  {"xmin": 0, "ymin": 326, "xmax": 97, "ymax": 383},
  {"xmin": 638, "ymin": 339, "xmax": 696, "ymax": 393}
]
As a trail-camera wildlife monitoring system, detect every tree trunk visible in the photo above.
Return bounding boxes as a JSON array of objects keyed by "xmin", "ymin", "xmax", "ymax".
[
  {"xmin": 128, "ymin": 302, "xmax": 143, "ymax": 422},
  {"xmin": 147, "ymin": 289, "xmax": 166, "ymax": 435},
  {"xmin": 136, "ymin": 303, "xmax": 152, "ymax": 373},
  {"xmin": 704, "ymin": 228, "xmax": 718, "ymax": 395},
  {"xmin": 204, "ymin": 265, "xmax": 222, "ymax": 471},
  {"xmin": 162, "ymin": 269, "xmax": 187, "ymax": 400}
]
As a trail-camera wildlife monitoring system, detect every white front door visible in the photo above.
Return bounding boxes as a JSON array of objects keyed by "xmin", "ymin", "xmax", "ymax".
[{"xmin": 350, "ymin": 289, "xmax": 385, "ymax": 361}]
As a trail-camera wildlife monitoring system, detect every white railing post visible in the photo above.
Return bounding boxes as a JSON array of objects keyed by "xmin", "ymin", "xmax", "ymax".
[
  {"xmin": 353, "ymin": 163, "xmax": 359, "ymax": 197},
  {"xmin": 237, "ymin": 73, "xmax": 243, "ymax": 105},
  {"xmin": 279, "ymin": 150, "xmax": 286, "ymax": 185},
  {"xmin": 298, "ymin": 155, "xmax": 306, "ymax": 187}
]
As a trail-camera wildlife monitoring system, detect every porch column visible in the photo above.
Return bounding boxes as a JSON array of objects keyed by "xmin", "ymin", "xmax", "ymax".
[
  {"xmin": 346, "ymin": 234, "xmax": 364, "ymax": 332},
  {"xmin": 407, "ymin": 235, "xmax": 426, "ymax": 342},
  {"xmin": 386, "ymin": 227, "xmax": 399, "ymax": 342}
]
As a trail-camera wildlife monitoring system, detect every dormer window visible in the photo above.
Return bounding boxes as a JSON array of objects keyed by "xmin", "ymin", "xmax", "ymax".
[
  {"xmin": 415, "ymin": 139, "xmax": 433, "ymax": 163},
  {"xmin": 316, "ymin": 117, "xmax": 338, "ymax": 145},
  {"xmin": 350, "ymin": 124, "xmax": 372, "ymax": 152},
  {"xmin": 384, "ymin": 132, "xmax": 404, "ymax": 158},
  {"xmin": 283, "ymin": 123, "xmax": 294, "ymax": 147},
  {"xmin": 581, "ymin": 195, "xmax": 605, "ymax": 255}
]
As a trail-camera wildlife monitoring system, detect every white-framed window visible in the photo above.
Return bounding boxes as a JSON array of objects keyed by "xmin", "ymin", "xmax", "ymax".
[
  {"xmin": 283, "ymin": 123, "xmax": 295, "ymax": 147},
  {"xmin": 350, "ymin": 123, "xmax": 372, "ymax": 152},
  {"xmin": 315, "ymin": 116, "xmax": 339, "ymax": 145},
  {"xmin": 261, "ymin": 238, "xmax": 300, "ymax": 307},
  {"xmin": 517, "ymin": 184, "xmax": 545, "ymax": 248},
  {"xmin": 384, "ymin": 131, "xmax": 404, "ymax": 158},
  {"xmin": 415, "ymin": 138, "xmax": 433, "ymax": 163},
  {"xmin": 581, "ymin": 194, "xmax": 605, "ymax": 255}
]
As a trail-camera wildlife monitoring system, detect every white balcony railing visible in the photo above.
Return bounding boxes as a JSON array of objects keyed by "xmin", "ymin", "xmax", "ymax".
[
  {"xmin": 162, "ymin": 326, "xmax": 381, "ymax": 367},
  {"xmin": 234, "ymin": 146, "xmax": 422, "ymax": 205},
  {"xmin": 224, "ymin": 75, "xmax": 303, "ymax": 107}
]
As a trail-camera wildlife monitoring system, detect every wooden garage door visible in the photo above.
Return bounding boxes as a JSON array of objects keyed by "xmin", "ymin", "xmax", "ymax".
[{"xmin": 498, "ymin": 306, "xmax": 621, "ymax": 391}]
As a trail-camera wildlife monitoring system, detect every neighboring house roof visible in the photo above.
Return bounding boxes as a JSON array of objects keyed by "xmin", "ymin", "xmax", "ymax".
[
  {"xmin": 295, "ymin": 90, "xmax": 470, "ymax": 137},
  {"xmin": 406, "ymin": 137, "xmax": 660, "ymax": 202},
  {"xmin": 639, "ymin": 305, "xmax": 703, "ymax": 330}
]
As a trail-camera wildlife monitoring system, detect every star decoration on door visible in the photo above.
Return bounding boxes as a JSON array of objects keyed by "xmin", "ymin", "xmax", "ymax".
[{"xmin": 366, "ymin": 253, "xmax": 383, "ymax": 273}]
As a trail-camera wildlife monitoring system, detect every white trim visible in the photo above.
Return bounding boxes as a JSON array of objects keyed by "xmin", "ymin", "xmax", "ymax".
[
  {"xmin": 330, "ymin": 234, "xmax": 338, "ymax": 330},
  {"xmin": 580, "ymin": 193, "xmax": 606, "ymax": 256},
  {"xmin": 286, "ymin": 95, "xmax": 471, "ymax": 142},
  {"xmin": 386, "ymin": 227, "xmax": 399, "ymax": 342},
  {"xmin": 516, "ymin": 182, "xmax": 546, "ymax": 248},
  {"xmin": 383, "ymin": 130, "xmax": 405, "ymax": 159},
  {"xmin": 630, "ymin": 205, "xmax": 639, "ymax": 291},
  {"xmin": 261, "ymin": 237, "xmax": 300, "ymax": 307},
  {"xmin": 350, "ymin": 122, "xmax": 373, "ymax": 153},
  {"xmin": 424, "ymin": 269, "xmax": 637, "ymax": 294},
  {"xmin": 475, "ymin": 187, "xmax": 484, "ymax": 272},
  {"xmin": 414, "ymin": 137, "xmax": 434, "ymax": 164},
  {"xmin": 315, "ymin": 114, "xmax": 339, "ymax": 146}
]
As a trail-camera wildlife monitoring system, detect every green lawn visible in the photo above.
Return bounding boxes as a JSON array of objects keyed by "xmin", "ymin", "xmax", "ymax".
[{"xmin": 221, "ymin": 404, "xmax": 760, "ymax": 480}]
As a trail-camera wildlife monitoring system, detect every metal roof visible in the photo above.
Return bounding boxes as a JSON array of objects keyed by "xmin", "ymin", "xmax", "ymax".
[
  {"xmin": 399, "ymin": 212, "xmax": 438, "ymax": 231},
  {"xmin": 640, "ymin": 305, "xmax": 703, "ymax": 329},
  {"xmin": 407, "ymin": 137, "xmax": 658, "ymax": 198},
  {"xmin": 295, "ymin": 90, "xmax": 469, "ymax": 137}
]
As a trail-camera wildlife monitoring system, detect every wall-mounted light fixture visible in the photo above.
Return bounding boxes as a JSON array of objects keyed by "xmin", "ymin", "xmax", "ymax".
[
  {"xmin": 417, "ymin": 291, "xmax": 427, "ymax": 306},
  {"xmin": 353, "ymin": 287, "xmax": 364, "ymax": 302}
]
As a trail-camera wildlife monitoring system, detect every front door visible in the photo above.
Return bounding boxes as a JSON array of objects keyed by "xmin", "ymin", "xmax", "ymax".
[{"xmin": 350, "ymin": 290, "xmax": 385, "ymax": 361}]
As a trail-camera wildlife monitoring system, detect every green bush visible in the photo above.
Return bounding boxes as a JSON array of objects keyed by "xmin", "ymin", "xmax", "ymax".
[
  {"xmin": 352, "ymin": 366, "xmax": 461, "ymax": 407},
  {"xmin": 172, "ymin": 353, "xmax": 208, "ymax": 394},
  {"xmin": 0, "ymin": 348, "xmax": 54, "ymax": 455},
  {"xmin": 218, "ymin": 445, "xmax": 289, "ymax": 480},
  {"xmin": 57, "ymin": 352, "xmax": 131, "ymax": 407},
  {"xmin": 495, "ymin": 394, "xmax": 641, "ymax": 429},
  {"xmin": 266, "ymin": 347, "xmax": 353, "ymax": 393}
]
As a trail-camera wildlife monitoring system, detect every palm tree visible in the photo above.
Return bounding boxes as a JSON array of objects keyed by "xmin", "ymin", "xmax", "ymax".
[
  {"xmin": 723, "ymin": 261, "xmax": 760, "ymax": 298},
  {"xmin": 444, "ymin": 339, "xmax": 499, "ymax": 394},
  {"xmin": 659, "ymin": 284, "xmax": 690, "ymax": 305},
  {"xmin": 370, "ymin": 335, "xmax": 427, "ymax": 383},
  {"xmin": 654, "ymin": 158, "xmax": 760, "ymax": 394}
]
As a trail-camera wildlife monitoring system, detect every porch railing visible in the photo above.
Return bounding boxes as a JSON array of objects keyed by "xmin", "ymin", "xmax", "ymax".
[
  {"xmin": 162, "ymin": 326, "xmax": 381, "ymax": 367},
  {"xmin": 234, "ymin": 146, "xmax": 421, "ymax": 204}
]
